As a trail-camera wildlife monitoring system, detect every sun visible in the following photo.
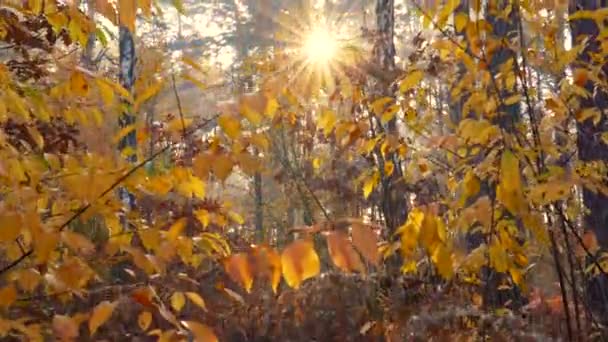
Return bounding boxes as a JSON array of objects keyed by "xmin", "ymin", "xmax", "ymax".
[
  {"xmin": 302, "ymin": 26, "xmax": 339, "ymax": 65},
  {"xmin": 265, "ymin": 4, "xmax": 366, "ymax": 98}
]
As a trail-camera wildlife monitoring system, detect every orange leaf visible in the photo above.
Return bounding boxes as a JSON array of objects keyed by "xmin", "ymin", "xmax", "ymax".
[
  {"xmin": 281, "ymin": 239, "xmax": 320, "ymax": 288},
  {"xmin": 131, "ymin": 287, "xmax": 155, "ymax": 308},
  {"xmin": 251, "ymin": 245, "xmax": 282, "ymax": 293},
  {"xmin": 326, "ymin": 231, "xmax": 364, "ymax": 273},
  {"xmin": 351, "ymin": 223, "xmax": 380, "ymax": 266},
  {"xmin": 181, "ymin": 321, "xmax": 218, "ymax": 342},
  {"xmin": 89, "ymin": 300, "xmax": 118, "ymax": 336},
  {"xmin": 118, "ymin": 0, "xmax": 136, "ymax": 32},
  {"xmin": 0, "ymin": 284, "xmax": 17, "ymax": 308},
  {"xmin": 53, "ymin": 314, "xmax": 80, "ymax": 341},
  {"xmin": 223, "ymin": 253, "xmax": 253, "ymax": 292}
]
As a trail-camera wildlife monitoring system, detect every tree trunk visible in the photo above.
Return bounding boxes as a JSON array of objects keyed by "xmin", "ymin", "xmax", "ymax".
[
  {"xmin": 374, "ymin": 0, "xmax": 407, "ymax": 238},
  {"xmin": 117, "ymin": 24, "xmax": 137, "ymax": 211},
  {"xmin": 569, "ymin": 0, "xmax": 608, "ymax": 318}
]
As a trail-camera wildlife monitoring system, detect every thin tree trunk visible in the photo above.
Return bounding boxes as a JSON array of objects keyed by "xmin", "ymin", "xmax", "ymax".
[{"xmin": 117, "ymin": 24, "xmax": 137, "ymax": 212}]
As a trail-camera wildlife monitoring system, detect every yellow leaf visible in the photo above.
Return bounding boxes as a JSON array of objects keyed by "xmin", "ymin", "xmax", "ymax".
[
  {"xmin": 171, "ymin": 292, "xmax": 186, "ymax": 312},
  {"xmin": 185, "ymin": 292, "xmax": 206, "ymax": 311},
  {"xmin": 29, "ymin": 0, "xmax": 43, "ymax": 13},
  {"xmin": 241, "ymin": 103, "xmax": 263, "ymax": 126},
  {"xmin": 223, "ymin": 253, "xmax": 253, "ymax": 292},
  {"xmin": 265, "ymin": 97, "xmax": 279, "ymax": 118},
  {"xmin": 53, "ymin": 314, "xmax": 79, "ymax": 341},
  {"xmin": 399, "ymin": 70, "xmax": 423, "ymax": 93},
  {"xmin": 235, "ymin": 153, "xmax": 261, "ymax": 176},
  {"xmin": 489, "ymin": 242, "xmax": 508, "ymax": 273},
  {"xmin": 319, "ymin": 109, "xmax": 337, "ymax": 136},
  {"xmin": 135, "ymin": 80, "xmax": 164, "ymax": 111},
  {"xmin": 0, "ymin": 284, "xmax": 16, "ymax": 308},
  {"xmin": 211, "ymin": 154, "xmax": 233, "ymax": 181},
  {"xmin": 69, "ymin": 71, "xmax": 89, "ymax": 97},
  {"xmin": 0, "ymin": 213, "xmax": 22, "ymax": 243},
  {"xmin": 504, "ymin": 94, "xmax": 521, "ymax": 106},
  {"xmin": 61, "ymin": 230, "xmax": 95, "ymax": 256},
  {"xmin": 496, "ymin": 150, "xmax": 525, "ymax": 215},
  {"xmin": 250, "ymin": 133, "xmax": 269, "ymax": 151},
  {"xmin": 437, "ymin": 0, "xmax": 460, "ymax": 28},
  {"xmin": 175, "ymin": 172, "xmax": 206, "ymax": 199},
  {"xmin": 181, "ymin": 321, "xmax": 218, "ymax": 342},
  {"xmin": 281, "ymin": 239, "xmax": 320, "ymax": 288},
  {"xmin": 381, "ymin": 104, "xmax": 400, "ymax": 124},
  {"xmin": 461, "ymin": 170, "xmax": 480, "ymax": 205},
  {"xmin": 454, "ymin": 12, "xmax": 468, "ymax": 32},
  {"xmin": 138, "ymin": 311, "xmax": 152, "ymax": 331},
  {"xmin": 89, "ymin": 300, "xmax": 117, "ymax": 336},
  {"xmin": 218, "ymin": 114, "xmax": 241, "ymax": 140},
  {"xmin": 113, "ymin": 124, "xmax": 136, "ymax": 145},
  {"xmin": 137, "ymin": 0, "xmax": 152, "ymax": 16},
  {"xmin": 351, "ymin": 223, "xmax": 379, "ymax": 266},
  {"xmin": 371, "ymin": 97, "xmax": 393, "ymax": 115},
  {"xmin": 401, "ymin": 260, "xmax": 417, "ymax": 274},
  {"xmin": 432, "ymin": 244, "xmax": 453, "ymax": 279},
  {"xmin": 363, "ymin": 170, "xmax": 380, "ymax": 199},
  {"xmin": 167, "ymin": 218, "xmax": 187, "ymax": 241},
  {"xmin": 384, "ymin": 161, "xmax": 394, "ymax": 177},
  {"xmin": 195, "ymin": 209, "xmax": 210, "ymax": 228},
  {"xmin": 419, "ymin": 211, "xmax": 439, "ymax": 251},
  {"xmin": 119, "ymin": 0, "xmax": 136, "ymax": 32},
  {"xmin": 139, "ymin": 228, "xmax": 161, "ymax": 252},
  {"xmin": 326, "ymin": 231, "xmax": 365, "ymax": 273},
  {"xmin": 96, "ymin": 79, "xmax": 114, "ymax": 105}
]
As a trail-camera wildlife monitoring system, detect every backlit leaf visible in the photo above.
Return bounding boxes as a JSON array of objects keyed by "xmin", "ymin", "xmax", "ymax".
[
  {"xmin": 223, "ymin": 253, "xmax": 253, "ymax": 292},
  {"xmin": 281, "ymin": 239, "xmax": 320, "ymax": 288},
  {"xmin": 319, "ymin": 109, "xmax": 337, "ymax": 136}
]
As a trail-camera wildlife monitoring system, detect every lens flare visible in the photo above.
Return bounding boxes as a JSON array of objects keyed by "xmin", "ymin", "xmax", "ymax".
[{"xmin": 302, "ymin": 26, "xmax": 339, "ymax": 65}]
